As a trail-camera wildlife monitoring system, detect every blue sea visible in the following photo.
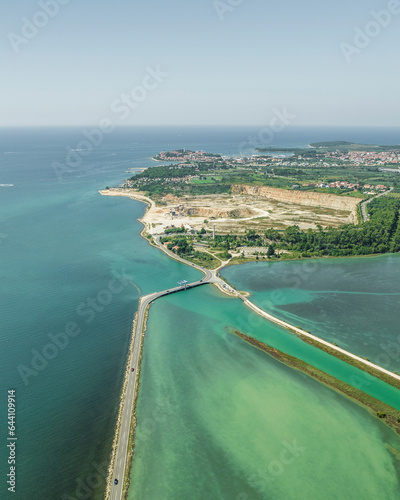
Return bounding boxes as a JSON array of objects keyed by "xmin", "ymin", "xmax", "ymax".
[{"xmin": 1, "ymin": 126, "xmax": 400, "ymax": 499}]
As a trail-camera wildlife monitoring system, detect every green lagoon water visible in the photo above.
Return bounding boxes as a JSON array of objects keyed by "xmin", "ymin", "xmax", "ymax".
[
  {"xmin": 129, "ymin": 286, "xmax": 400, "ymax": 499},
  {"xmin": 3, "ymin": 127, "xmax": 400, "ymax": 499},
  {"xmin": 221, "ymin": 256, "xmax": 400, "ymax": 374}
]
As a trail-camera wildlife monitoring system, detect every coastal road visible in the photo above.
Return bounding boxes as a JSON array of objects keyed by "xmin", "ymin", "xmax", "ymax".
[
  {"xmin": 108, "ymin": 225, "xmax": 400, "ymax": 499},
  {"xmin": 109, "ymin": 277, "xmax": 213, "ymax": 500},
  {"xmin": 108, "ymin": 236, "xmax": 228, "ymax": 499},
  {"xmin": 360, "ymin": 187, "xmax": 393, "ymax": 222},
  {"xmin": 153, "ymin": 234, "xmax": 220, "ymax": 284}
]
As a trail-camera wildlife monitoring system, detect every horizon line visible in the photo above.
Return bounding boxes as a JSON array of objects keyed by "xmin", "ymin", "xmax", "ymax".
[{"xmin": 1, "ymin": 124, "xmax": 400, "ymax": 129}]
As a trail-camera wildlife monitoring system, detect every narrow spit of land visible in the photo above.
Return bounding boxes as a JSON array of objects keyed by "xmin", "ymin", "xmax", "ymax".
[
  {"xmin": 234, "ymin": 331, "xmax": 400, "ymax": 434},
  {"xmin": 101, "ymin": 189, "xmax": 400, "ymax": 500}
]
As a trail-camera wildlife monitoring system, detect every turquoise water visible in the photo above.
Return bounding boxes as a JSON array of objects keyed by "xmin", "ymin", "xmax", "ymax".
[
  {"xmin": 0, "ymin": 129, "xmax": 204, "ymax": 499},
  {"xmin": 2, "ymin": 127, "xmax": 400, "ymax": 499},
  {"xmin": 129, "ymin": 287, "xmax": 400, "ymax": 499},
  {"xmin": 221, "ymin": 256, "xmax": 400, "ymax": 375}
]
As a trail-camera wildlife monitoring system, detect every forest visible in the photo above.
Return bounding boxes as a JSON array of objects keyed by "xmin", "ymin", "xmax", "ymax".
[
  {"xmin": 159, "ymin": 197, "xmax": 400, "ymax": 262},
  {"xmin": 266, "ymin": 196, "xmax": 400, "ymax": 257}
]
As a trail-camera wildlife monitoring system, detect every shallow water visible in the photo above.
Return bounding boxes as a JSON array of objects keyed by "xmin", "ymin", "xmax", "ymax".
[
  {"xmin": 2, "ymin": 127, "xmax": 400, "ymax": 498},
  {"xmin": 129, "ymin": 286, "xmax": 400, "ymax": 499},
  {"xmin": 221, "ymin": 256, "xmax": 400, "ymax": 374}
]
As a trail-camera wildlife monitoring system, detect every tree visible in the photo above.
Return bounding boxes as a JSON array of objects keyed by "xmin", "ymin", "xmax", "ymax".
[{"xmin": 267, "ymin": 244, "xmax": 275, "ymax": 258}]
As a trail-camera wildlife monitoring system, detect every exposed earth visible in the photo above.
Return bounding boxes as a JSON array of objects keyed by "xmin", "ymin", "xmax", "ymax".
[{"xmin": 100, "ymin": 186, "xmax": 359, "ymax": 235}]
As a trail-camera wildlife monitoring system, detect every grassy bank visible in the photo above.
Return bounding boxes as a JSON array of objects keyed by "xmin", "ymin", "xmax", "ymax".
[{"xmin": 234, "ymin": 330, "xmax": 400, "ymax": 435}]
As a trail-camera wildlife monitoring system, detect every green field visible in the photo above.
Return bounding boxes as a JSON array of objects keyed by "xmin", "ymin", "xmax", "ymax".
[{"xmin": 190, "ymin": 175, "xmax": 222, "ymax": 184}]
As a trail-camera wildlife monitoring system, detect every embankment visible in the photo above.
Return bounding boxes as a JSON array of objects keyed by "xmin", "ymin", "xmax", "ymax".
[
  {"xmin": 232, "ymin": 184, "xmax": 359, "ymax": 214},
  {"xmin": 234, "ymin": 330, "xmax": 400, "ymax": 435}
]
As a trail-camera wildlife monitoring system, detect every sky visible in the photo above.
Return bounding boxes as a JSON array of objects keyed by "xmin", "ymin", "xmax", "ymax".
[{"xmin": 1, "ymin": 0, "xmax": 400, "ymax": 127}]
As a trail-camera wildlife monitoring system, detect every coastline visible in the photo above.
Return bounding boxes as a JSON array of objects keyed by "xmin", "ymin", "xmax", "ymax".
[
  {"xmin": 99, "ymin": 188, "xmax": 391, "ymax": 268},
  {"xmin": 100, "ymin": 187, "xmax": 400, "ymax": 499},
  {"xmin": 238, "ymin": 294, "xmax": 400, "ymax": 388},
  {"xmin": 104, "ymin": 311, "xmax": 138, "ymax": 500}
]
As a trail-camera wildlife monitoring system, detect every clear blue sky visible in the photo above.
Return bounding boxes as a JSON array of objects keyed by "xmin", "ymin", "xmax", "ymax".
[{"xmin": 1, "ymin": 0, "xmax": 399, "ymax": 126}]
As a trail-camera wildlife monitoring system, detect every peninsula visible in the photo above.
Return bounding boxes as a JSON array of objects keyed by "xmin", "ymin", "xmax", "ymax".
[
  {"xmin": 103, "ymin": 143, "xmax": 400, "ymax": 264},
  {"xmin": 101, "ymin": 144, "xmax": 400, "ymax": 499}
]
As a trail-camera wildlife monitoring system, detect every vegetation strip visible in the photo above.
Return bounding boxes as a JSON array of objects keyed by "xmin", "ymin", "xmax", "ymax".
[
  {"xmin": 240, "ymin": 294, "xmax": 400, "ymax": 388},
  {"xmin": 297, "ymin": 334, "xmax": 400, "ymax": 391},
  {"xmin": 233, "ymin": 330, "xmax": 400, "ymax": 435}
]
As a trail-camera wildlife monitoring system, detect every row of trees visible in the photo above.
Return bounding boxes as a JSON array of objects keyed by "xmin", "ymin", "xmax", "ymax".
[
  {"xmin": 264, "ymin": 197, "xmax": 400, "ymax": 257},
  {"xmin": 200, "ymin": 197, "xmax": 400, "ymax": 258},
  {"xmin": 160, "ymin": 197, "xmax": 400, "ymax": 260}
]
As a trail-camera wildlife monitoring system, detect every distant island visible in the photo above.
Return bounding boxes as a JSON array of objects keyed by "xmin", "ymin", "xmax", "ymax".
[
  {"xmin": 309, "ymin": 140, "xmax": 400, "ymax": 152},
  {"xmin": 153, "ymin": 149, "xmax": 222, "ymax": 162},
  {"xmin": 257, "ymin": 140, "xmax": 400, "ymax": 154}
]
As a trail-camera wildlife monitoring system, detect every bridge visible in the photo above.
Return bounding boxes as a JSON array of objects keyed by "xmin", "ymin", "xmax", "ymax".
[
  {"xmin": 107, "ymin": 228, "xmax": 400, "ymax": 499},
  {"xmin": 108, "ymin": 255, "xmax": 223, "ymax": 499}
]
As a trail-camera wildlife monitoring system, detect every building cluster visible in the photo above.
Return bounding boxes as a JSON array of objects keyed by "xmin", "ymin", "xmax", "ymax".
[
  {"xmin": 267, "ymin": 150, "xmax": 400, "ymax": 168},
  {"xmin": 155, "ymin": 150, "xmax": 221, "ymax": 163},
  {"xmin": 318, "ymin": 181, "xmax": 360, "ymax": 190},
  {"xmin": 304, "ymin": 181, "xmax": 388, "ymax": 192},
  {"xmin": 271, "ymin": 159, "xmax": 312, "ymax": 167},
  {"xmin": 363, "ymin": 184, "xmax": 387, "ymax": 191},
  {"xmin": 128, "ymin": 175, "xmax": 200, "ymax": 188},
  {"xmin": 326, "ymin": 150, "xmax": 400, "ymax": 165}
]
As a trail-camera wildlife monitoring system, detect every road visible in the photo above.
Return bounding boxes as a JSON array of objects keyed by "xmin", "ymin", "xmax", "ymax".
[
  {"xmin": 360, "ymin": 187, "xmax": 393, "ymax": 222},
  {"xmin": 108, "ymin": 255, "xmax": 222, "ymax": 499},
  {"xmin": 109, "ymin": 226, "xmax": 400, "ymax": 499}
]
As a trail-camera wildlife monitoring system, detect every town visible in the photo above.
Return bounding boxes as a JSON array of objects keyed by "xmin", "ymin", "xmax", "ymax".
[{"xmin": 125, "ymin": 144, "xmax": 399, "ymax": 198}]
